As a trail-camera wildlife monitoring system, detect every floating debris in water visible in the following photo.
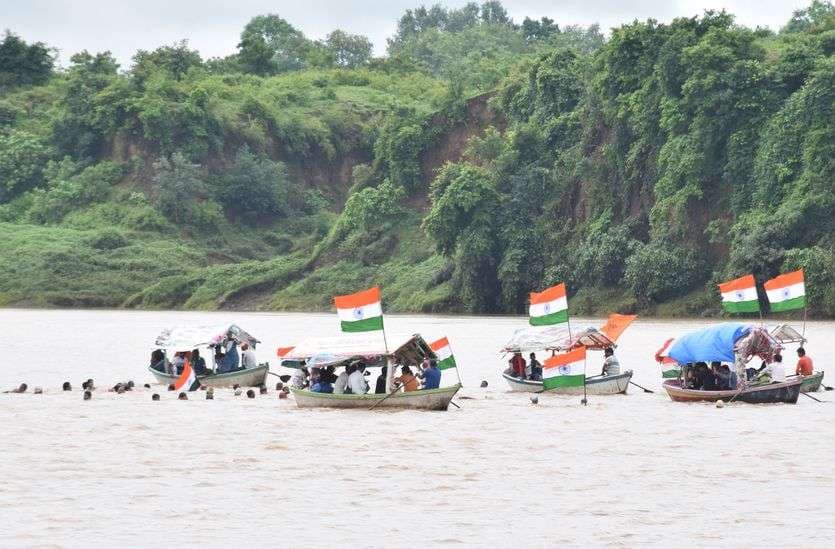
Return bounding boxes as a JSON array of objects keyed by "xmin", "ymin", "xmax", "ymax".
[
  {"xmin": 716, "ymin": 400, "xmax": 726, "ymax": 409},
  {"xmin": 530, "ymin": 395, "xmax": 538, "ymax": 405}
]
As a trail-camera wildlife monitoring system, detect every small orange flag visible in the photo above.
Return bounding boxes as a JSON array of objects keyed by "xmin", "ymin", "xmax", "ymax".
[{"xmin": 600, "ymin": 313, "xmax": 637, "ymax": 342}]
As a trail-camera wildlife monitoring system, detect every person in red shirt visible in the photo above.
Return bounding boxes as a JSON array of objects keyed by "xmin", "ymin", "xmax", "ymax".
[
  {"xmin": 795, "ymin": 347, "xmax": 814, "ymax": 376},
  {"xmin": 509, "ymin": 352, "xmax": 527, "ymax": 379}
]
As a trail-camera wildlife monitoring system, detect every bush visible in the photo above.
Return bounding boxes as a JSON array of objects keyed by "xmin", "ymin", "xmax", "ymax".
[
  {"xmin": 87, "ymin": 229, "xmax": 128, "ymax": 250},
  {"xmin": 624, "ymin": 242, "xmax": 704, "ymax": 303},
  {"xmin": 213, "ymin": 146, "xmax": 291, "ymax": 220},
  {"xmin": 782, "ymin": 246, "xmax": 835, "ymax": 317}
]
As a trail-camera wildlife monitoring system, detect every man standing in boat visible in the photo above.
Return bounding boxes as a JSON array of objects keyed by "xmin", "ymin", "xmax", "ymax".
[{"xmin": 602, "ymin": 347, "xmax": 620, "ymax": 376}]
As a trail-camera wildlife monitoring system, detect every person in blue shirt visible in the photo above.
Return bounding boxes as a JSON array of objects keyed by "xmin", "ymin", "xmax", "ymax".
[
  {"xmin": 421, "ymin": 359, "xmax": 442, "ymax": 390},
  {"xmin": 217, "ymin": 340, "xmax": 240, "ymax": 373}
]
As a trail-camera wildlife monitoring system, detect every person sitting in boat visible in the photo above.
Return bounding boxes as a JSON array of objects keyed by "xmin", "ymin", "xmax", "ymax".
[
  {"xmin": 349, "ymin": 363, "xmax": 369, "ymax": 394},
  {"xmin": 375, "ymin": 365, "xmax": 388, "ymax": 394},
  {"xmin": 693, "ymin": 362, "xmax": 717, "ymax": 390},
  {"xmin": 150, "ymin": 349, "xmax": 168, "ymax": 373},
  {"xmin": 241, "ymin": 342, "xmax": 257, "ymax": 370},
  {"xmin": 322, "ymin": 365, "xmax": 337, "ymax": 385},
  {"xmin": 172, "ymin": 352, "xmax": 186, "ymax": 375},
  {"xmin": 191, "ymin": 349, "xmax": 208, "ymax": 375},
  {"xmin": 684, "ymin": 364, "xmax": 698, "ymax": 389},
  {"xmin": 796, "ymin": 347, "xmax": 814, "ymax": 376},
  {"xmin": 602, "ymin": 348, "xmax": 620, "ymax": 376},
  {"xmin": 291, "ymin": 366, "xmax": 309, "ymax": 389},
  {"xmin": 509, "ymin": 352, "xmax": 526, "ymax": 378},
  {"xmin": 759, "ymin": 353, "xmax": 785, "ymax": 384},
  {"xmin": 333, "ymin": 366, "xmax": 350, "ymax": 394},
  {"xmin": 528, "ymin": 353, "xmax": 542, "ymax": 381},
  {"xmin": 394, "ymin": 365, "xmax": 420, "ymax": 392},
  {"xmin": 310, "ymin": 369, "xmax": 333, "ymax": 393},
  {"xmin": 714, "ymin": 362, "xmax": 732, "ymax": 390},
  {"xmin": 420, "ymin": 359, "xmax": 441, "ymax": 390}
]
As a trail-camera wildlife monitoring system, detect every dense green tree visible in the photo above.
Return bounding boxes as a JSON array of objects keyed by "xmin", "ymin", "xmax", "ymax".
[
  {"xmin": 214, "ymin": 146, "xmax": 291, "ymax": 220},
  {"xmin": 238, "ymin": 15, "xmax": 311, "ymax": 74},
  {"xmin": 132, "ymin": 40, "xmax": 203, "ymax": 82},
  {"xmin": 323, "ymin": 30, "xmax": 373, "ymax": 68},
  {"xmin": 0, "ymin": 31, "xmax": 54, "ymax": 89},
  {"xmin": 0, "ymin": 130, "xmax": 50, "ymax": 201}
]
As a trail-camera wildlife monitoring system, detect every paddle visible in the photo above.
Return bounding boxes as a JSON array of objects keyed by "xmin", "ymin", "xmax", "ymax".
[
  {"xmin": 823, "ymin": 384, "xmax": 833, "ymax": 391},
  {"xmin": 629, "ymin": 381, "xmax": 654, "ymax": 394},
  {"xmin": 267, "ymin": 372, "xmax": 292, "ymax": 383},
  {"xmin": 800, "ymin": 391, "xmax": 826, "ymax": 403}
]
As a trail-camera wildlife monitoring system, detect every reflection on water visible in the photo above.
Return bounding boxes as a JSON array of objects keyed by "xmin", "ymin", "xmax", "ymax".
[{"xmin": 1, "ymin": 309, "xmax": 833, "ymax": 546}]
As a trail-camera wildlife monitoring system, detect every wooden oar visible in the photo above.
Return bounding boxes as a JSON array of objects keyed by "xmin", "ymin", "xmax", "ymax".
[
  {"xmin": 800, "ymin": 391, "xmax": 826, "ymax": 403},
  {"xmin": 369, "ymin": 386, "xmax": 402, "ymax": 410},
  {"xmin": 267, "ymin": 372, "xmax": 292, "ymax": 383},
  {"xmin": 629, "ymin": 381, "xmax": 654, "ymax": 394}
]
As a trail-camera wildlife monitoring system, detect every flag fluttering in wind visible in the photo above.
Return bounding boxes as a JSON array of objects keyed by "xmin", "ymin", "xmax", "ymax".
[
  {"xmin": 718, "ymin": 274, "xmax": 759, "ymax": 313},
  {"xmin": 542, "ymin": 346, "xmax": 586, "ymax": 389},
  {"xmin": 429, "ymin": 337, "xmax": 457, "ymax": 370},
  {"xmin": 276, "ymin": 346, "xmax": 295, "ymax": 358},
  {"xmin": 529, "ymin": 283, "xmax": 568, "ymax": 326},
  {"xmin": 600, "ymin": 314, "xmax": 637, "ymax": 342},
  {"xmin": 174, "ymin": 360, "xmax": 200, "ymax": 391},
  {"xmin": 654, "ymin": 338, "xmax": 680, "ymax": 378},
  {"xmin": 334, "ymin": 286, "xmax": 383, "ymax": 332},
  {"xmin": 764, "ymin": 269, "xmax": 806, "ymax": 312}
]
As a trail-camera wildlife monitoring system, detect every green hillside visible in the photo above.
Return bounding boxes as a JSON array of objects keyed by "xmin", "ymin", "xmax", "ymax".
[{"xmin": 0, "ymin": 1, "xmax": 833, "ymax": 317}]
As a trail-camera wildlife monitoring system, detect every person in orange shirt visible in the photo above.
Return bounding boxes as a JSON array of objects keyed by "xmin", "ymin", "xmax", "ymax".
[
  {"xmin": 394, "ymin": 365, "xmax": 420, "ymax": 392},
  {"xmin": 795, "ymin": 347, "xmax": 814, "ymax": 376}
]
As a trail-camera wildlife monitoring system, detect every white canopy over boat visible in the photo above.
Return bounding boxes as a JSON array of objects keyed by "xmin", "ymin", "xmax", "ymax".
[
  {"xmin": 769, "ymin": 323, "xmax": 807, "ymax": 345},
  {"xmin": 154, "ymin": 324, "xmax": 260, "ymax": 350},
  {"xmin": 500, "ymin": 325, "xmax": 616, "ymax": 354},
  {"xmin": 279, "ymin": 333, "xmax": 435, "ymax": 367}
]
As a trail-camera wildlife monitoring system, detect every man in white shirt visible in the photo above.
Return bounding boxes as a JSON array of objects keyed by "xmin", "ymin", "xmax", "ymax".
[
  {"xmin": 768, "ymin": 353, "xmax": 786, "ymax": 383},
  {"xmin": 241, "ymin": 343, "xmax": 257, "ymax": 369},
  {"xmin": 602, "ymin": 348, "xmax": 620, "ymax": 376},
  {"xmin": 348, "ymin": 364, "xmax": 369, "ymax": 395}
]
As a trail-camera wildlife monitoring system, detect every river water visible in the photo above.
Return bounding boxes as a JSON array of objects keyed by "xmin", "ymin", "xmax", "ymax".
[{"xmin": 1, "ymin": 309, "xmax": 833, "ymax": 547}]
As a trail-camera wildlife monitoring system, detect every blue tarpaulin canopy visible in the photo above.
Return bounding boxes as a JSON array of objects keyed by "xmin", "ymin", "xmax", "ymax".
[{"xmin": 667, "ymin": 323, "xmax": 751, "ymax": 364}]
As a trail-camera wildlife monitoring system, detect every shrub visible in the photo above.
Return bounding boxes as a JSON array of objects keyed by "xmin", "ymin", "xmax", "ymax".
[{"xmin": 624, "ymin": 242, "xmax": 704, "ymax": 303}]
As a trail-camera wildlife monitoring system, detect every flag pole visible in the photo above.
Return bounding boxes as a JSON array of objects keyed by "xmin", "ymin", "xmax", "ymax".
[
  {"xmin": 802, "ymin": 304, "xmax": 807, "ymax": 339},
  {"xmin": 581, "ymin": 353, "xmax": 588, "ymax": 406},
  {"xmin": 446, "ymin": 338, "xmax": 464, "ymax": 388}
]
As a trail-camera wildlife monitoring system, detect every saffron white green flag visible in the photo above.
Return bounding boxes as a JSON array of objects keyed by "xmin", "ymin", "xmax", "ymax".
[
  {"xmin": 334, "ymin": 287, "xmax": 384, "ymax": 332},
  {"xmin": 174, "ymin": 360, "xmax": 200, "ymax": 391},
  {"xmin": 529, "ymin": 283, "xmax": 568, "ymax": 326},
  {"xmin": 542, "ymin": 346, "xmax": 586, "ymax": 389},
  {"xmin": 764, "ymin": 269, "xmax": 806, "ymax": 312},
  {"xmin": 429, "ymin": 337, "xmax": 457, "ymax": 370},
  {"xmin": 718, "ymin": 274, "xmax": 759, "ymax": 313}
]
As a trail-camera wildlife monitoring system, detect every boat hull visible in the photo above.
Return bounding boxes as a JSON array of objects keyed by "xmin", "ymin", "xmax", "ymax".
[
  {"xmin": 790, "ymin": 372, "xmax": 824, "ymax": 393},
  {"xmin": 290, "ymin": 384, "xmax": 461, "ymax": 411},
  {"xmin": 662, "ymin": 378, "xmax": 802, "ymax": 404},
  {"xmin": 148, "ymin": 365, "xmax": 269, "ymax": 388},
  {"xmin": 503, "ymin": 371, "xmax": 632, "ymax": 395}
]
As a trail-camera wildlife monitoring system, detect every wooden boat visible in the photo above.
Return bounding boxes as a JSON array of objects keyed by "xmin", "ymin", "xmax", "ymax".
[
  {"xmin": 291, "ymin": 384, "xmax": 461, "ymax": 410},
  {"xmin": 500, "ymin": 322, "xmax": 635, "ymax": 395},
  {"xmin": 147, "ymin": 323, "xmax": 266, "ymax": 387},
  {"xmin": 789, "ymin": 371, "xmax": 824, "ymax": 393},
  {"xmin": 149, "ymin": 364, "xmax": 269, "ymax": 388},
  {"xmin": 277, "ymin": 333, "xmax": 463, "ymax": 411},
  {"xmin": 662, "ymin": 378, "xmax": 802, "ymax": 404},
  {"xmin": 502, "ymin": 371, "xmax": 632, "ymax": 395}
]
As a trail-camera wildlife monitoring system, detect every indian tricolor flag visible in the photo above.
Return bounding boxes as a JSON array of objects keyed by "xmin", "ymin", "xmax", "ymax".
[
  {"xmin": 430, "ymin": 337, "xmax": 457, "ymax": 370},
  {"xmin": 529, "ymin": 283, "xmax": 568, "ymax": 326},
  {"xmin": 718, "ymin": 274, "xmax": 759, "ymax": 313},
  {"xmin": 764, "ymin": 269, "xmax": 806, "ymax": 312},
  {"xmin": 655, "ymin": 338, "xmax": 680, "ymax": 379},
  {"xmin": 174, "ymin": 360, "xmax": 200, "ymax": 391},
  {"xmin": 334, "ymin": 286, "xmax": 384, "ymax": 332},
  {"xmin": 542, "ymin": 346, "xmax": 586, "ymax": 389}
]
